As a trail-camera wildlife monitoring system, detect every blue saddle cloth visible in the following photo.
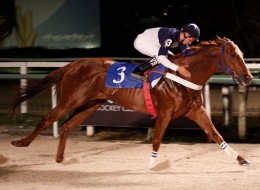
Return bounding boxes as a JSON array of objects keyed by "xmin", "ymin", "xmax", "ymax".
[{"xmin": 105, "ymin": 62, "xmax": 165, "ymax": 89}]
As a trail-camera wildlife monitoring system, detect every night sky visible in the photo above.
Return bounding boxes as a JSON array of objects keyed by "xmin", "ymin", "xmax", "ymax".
[{"xmin": 100, "ymin": 0, "xmax": 259, "ymax": 57}]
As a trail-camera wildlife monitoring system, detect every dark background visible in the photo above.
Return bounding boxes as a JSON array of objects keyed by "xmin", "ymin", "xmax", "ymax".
[
  {"xmin": 100, "ymin": 0, "xmax": 259, "ymax": 57},
  {"xmin": 0, "ymin": 0, "xmax": 259, "ymax": 58}
]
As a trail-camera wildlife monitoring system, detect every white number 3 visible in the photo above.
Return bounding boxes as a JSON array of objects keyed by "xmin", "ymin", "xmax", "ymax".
[
  {"xmin": 113, "ymin": 66, "xmax": 126, "ymax": 83},
  {"xmin": 164, "ymin": 39, "xmax": 172, "ymax": 47}
]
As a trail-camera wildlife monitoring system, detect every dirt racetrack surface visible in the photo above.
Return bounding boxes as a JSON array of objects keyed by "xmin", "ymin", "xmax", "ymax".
[{"xmin": 0, "ymin": 132, "xmax": 260, "ymax": 190}]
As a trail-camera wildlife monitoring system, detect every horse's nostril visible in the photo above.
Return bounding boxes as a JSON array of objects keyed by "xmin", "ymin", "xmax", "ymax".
[{"xmin": 245, "ymin": 75, "xmax": 253, "ymax": 80}]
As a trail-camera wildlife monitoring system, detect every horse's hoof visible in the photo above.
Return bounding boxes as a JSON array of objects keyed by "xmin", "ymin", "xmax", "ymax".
[
  {"xmin": 10, "ymin": 139, "xmax": 18, "ymax": 146},
  {"xmin": 10, "ymin": 138, "xmax": 29, "ymax": 147},
  {"xmin": 56, "ymin": 157, "xmax": 64, "ymax": 163},
  {"xmin": 239, "ymin": 159, "xmax": 250, "ymax": 165}
]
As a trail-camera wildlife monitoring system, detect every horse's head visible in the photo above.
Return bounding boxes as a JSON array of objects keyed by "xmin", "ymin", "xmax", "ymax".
[
  {"xmin": 168, "ymin": 36, "xmax": 253, "ymax": 86},
  {"xmin": 206, "ymin": 36, "xmax": 253, "ymax": 86}
]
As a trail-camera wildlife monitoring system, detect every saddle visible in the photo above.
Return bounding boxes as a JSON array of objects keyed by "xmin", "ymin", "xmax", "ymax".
[
  {"xmin": 105, "ymin": 61, "xmax": 165, "ymax": 89},
  {"xmin": 105, "ymin": 61, "xmax": 165, "ymax": 118}
]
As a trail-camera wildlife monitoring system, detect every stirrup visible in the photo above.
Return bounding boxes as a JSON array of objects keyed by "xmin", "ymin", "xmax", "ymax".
[
  {"xmin": 131, "ymin": 57, "xmax": 157, "ymax": 79},
  {"xmin": 131, "ymin": 72, "xmax": 150, "ymax": 82}
]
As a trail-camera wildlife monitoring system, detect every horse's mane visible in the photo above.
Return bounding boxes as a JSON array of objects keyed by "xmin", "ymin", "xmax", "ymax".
[
  {"xmin": 172, "ymin": 36, "xmax": 231, "ymax": 59},
  {"xmin": 190, "ymin": 36, "xmax": 230, "ymax": 50},
  {"xmin": 190, "ymin": 40, "xmax": 217, "ymax": 50}
]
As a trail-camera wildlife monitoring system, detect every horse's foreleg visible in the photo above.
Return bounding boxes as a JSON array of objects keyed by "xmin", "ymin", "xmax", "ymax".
[
  {"xmin": 56, "ymin": 104, "xmax": 101, "ymax": 163},
  {"xmin": 11, "ymin": 107, "xmax": 66, "ymax": 147},
  {"xmin": 185, "ymin": 106, "xmax": 250, "ymax": 165},
  {"xmin": 149, "ymin": 114, "xmax": 171, "ymax": 168}
]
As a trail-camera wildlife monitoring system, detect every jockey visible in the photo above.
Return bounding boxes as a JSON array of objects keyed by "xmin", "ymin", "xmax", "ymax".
[{"xmin": 131, "ymin": 23, "xmax": 200, "ymax": 80}]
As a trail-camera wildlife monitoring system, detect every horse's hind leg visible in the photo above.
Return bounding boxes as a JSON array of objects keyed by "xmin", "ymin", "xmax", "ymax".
[
  {"xmin": 185, "ymin": 107, "xmax": 250, "ymax": 165},
  {"xmin": 11, "ymin": 105, "xmax": 68, "ymax": 147},
  {"xmin": 56, "ymin": 104, "xmax": 102, "ymax": 163}
]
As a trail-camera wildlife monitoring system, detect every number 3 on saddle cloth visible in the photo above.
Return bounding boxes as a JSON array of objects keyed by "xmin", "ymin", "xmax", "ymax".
[{"xmin": 105, "ymin": 61, "xmax": 166, "ymax": 118}]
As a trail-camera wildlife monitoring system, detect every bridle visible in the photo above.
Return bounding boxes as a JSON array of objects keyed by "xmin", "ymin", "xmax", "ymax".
[
  {"xmin": 180, "ymin": 39, "xmax": 246, "ymax": 84},
  {"xmin": 204, "ymin": 40, "xmax": 241, "ymax": 84}
]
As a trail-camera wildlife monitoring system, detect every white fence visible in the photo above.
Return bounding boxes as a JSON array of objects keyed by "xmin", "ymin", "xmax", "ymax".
[{"xmin": 0, "ymin": 58, "xmax": 260, "ymax": 139}]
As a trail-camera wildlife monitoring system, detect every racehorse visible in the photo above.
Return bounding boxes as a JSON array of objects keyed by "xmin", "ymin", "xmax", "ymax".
[{"xmin": 11, "ymin": 36, "xmax": 252, "ymax": 167}]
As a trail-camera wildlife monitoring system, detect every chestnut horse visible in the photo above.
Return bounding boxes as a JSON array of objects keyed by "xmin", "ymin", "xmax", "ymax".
[{"xmin": 11, "ymin": 36, "xmax": 252, "ymax": 167}]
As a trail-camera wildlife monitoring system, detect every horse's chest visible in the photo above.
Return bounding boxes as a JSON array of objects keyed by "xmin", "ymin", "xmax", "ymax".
[{"xmin": 175, "ymin": 91, "xmax": 202, "ymax": 109}]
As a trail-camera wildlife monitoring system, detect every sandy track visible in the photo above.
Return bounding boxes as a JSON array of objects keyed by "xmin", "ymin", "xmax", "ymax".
[{"xmin": 0, "ymin": 134, "xmax": 259, "ymax": 190}]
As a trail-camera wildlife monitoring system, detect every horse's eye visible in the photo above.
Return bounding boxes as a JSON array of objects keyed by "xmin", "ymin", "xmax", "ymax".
[{"xmin": 230, "ymin": 52, "xmax": 236, "ymax": 57}]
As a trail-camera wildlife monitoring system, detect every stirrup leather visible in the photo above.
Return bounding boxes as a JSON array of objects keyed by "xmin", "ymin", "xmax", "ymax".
[{"xmin": 131, "ymin": 57, "xmax": 158, "ymax": 81}]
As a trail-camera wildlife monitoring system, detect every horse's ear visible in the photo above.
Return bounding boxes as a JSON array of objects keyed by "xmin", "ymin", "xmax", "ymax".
[{"xmin": 223, "ymin": 36, "xmax": 231, "ymax": 41}]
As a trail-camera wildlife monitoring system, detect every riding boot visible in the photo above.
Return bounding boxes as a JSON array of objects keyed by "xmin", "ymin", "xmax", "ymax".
[{"xmin": 131, "ymin": 57, "xmax": 158, "ymax": 81}]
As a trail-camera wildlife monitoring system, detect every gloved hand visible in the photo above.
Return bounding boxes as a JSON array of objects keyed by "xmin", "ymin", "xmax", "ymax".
[{"xmin": 177, "ymin": 66, "xmax": 191, "ymax": 78}]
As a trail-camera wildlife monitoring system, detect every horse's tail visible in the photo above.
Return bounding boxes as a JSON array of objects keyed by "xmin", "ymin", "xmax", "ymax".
[{"xmin": 11, "ymin": 65, "xmax": 69, "ymax": 114}]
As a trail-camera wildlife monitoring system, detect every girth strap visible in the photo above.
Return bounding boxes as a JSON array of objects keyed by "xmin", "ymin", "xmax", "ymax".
[{"xmin": 143, "ymin": 80, "xmax": 157, "ymax": 119}]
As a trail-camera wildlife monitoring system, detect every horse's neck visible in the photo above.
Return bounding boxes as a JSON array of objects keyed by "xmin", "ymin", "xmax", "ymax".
[{"xmin": 172, "ymin": 54, "xmax": 218, "ymax": 85}]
